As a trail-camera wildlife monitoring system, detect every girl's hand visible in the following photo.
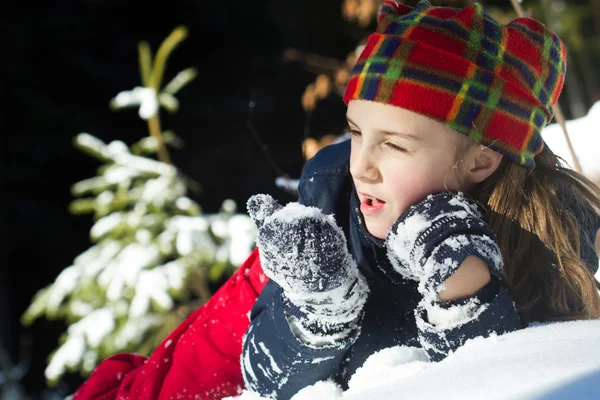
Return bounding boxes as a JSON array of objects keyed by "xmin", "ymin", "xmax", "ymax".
[
  {"xmin": 385, "ymin": 192, "xmax": 502, "ymax": 297},
  {"xmin": 247, "ymin": 194, "xmax": 367, "ymax": 298}
]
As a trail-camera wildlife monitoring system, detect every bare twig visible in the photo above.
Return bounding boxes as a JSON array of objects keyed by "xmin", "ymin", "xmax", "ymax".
[
  {"xmin": 509, "ymin": 0, "xmax": 582, "ymax": 173},
  {"xmin": 552, "ymin": 104, "xmax": 583, "ymax": 172},
  {"xmin": 247, "ymin": 91, "xmax": 289, "ymax": 178},
  {"xmin": 282, "ymin": 48, "xmax": 346, "ymax": 74},
  {"xmin": 509, "ymin": 0, "xmax": 526, "ymax": 17}
]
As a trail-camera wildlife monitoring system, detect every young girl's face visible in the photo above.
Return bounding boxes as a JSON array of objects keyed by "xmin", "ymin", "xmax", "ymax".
[{"xmin": 348, "ymin": 100, "xmax": 470, "ymax": 239}]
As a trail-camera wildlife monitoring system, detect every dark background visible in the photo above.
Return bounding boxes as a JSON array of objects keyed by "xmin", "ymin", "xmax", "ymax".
[
  {"xmin": 1, "ymin": 0, "xmax": 597, "ymax": 397},
  {"xmin": 1, "ymin": 0, "xmax": 358, "ymax": 396}
]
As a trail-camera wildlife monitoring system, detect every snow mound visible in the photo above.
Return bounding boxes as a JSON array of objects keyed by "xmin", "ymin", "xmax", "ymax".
[
  {"xmin": 344, "ymin": 320, "xmax": 600, "ymax": 400},
  {"xmin": 542, "ymin": 101, "xmax": 600, "ymax": 183},
  {"xmin": 346, "ymin": 345, "xmax": 429, "ymax": 394},
  {"xmin": 230, "ymin": 319, "xmax": 600, "ymax": 399}
]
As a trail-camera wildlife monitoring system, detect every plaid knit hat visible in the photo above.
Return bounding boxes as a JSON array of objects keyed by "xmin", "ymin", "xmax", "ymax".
[{"xmin": 343, "ymin": 0, "xmax": 567, "ymax": 167}]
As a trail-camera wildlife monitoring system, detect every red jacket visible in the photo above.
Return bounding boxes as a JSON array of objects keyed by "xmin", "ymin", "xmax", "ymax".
[{"xmin": 73, "ymin": 249, "xmax": 268, "ymax": 400}]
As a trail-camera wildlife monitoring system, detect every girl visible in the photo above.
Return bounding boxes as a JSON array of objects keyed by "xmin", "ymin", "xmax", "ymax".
[
  {"xmin": 72, "ymin": 1, "xmax": 600, "ymax": 399},
  {"xmin": 242, "ymin": 1, "xmax": 600, "ymax": 398}
]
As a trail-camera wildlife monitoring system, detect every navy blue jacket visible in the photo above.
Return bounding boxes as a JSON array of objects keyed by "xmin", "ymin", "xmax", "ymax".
[{"xmin": 241, "ymin": 140, "xmax": 599, "ymax": 399}]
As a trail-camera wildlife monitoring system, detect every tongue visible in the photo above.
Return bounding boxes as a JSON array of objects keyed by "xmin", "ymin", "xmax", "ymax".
[{"xmin": 367, "ymin": 199, "xmax": 385, "ymax": 207}]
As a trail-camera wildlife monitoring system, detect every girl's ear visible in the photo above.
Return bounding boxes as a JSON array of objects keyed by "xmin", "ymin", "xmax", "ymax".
[{"xmin": 467, "ymin": 145, "xmax": 503, "ymax": 184}]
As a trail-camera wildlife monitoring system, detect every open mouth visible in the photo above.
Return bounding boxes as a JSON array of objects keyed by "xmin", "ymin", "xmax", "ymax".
[{"xmin": 360, "ymin": 193, "xmax": 386, "ymax": 214}]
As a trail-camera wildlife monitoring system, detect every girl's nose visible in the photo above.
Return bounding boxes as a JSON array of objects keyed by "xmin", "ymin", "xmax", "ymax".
[{"xmin": 350, "ymin": 148, "xmax": 380, "ymax": 183}]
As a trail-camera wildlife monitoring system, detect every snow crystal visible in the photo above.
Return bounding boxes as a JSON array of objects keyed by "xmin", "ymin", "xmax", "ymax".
[
  {"xmin": 424, "ymin": 297, "xmax": 488, "ymax": 330},
  {"xmin": 75, "ymin": 133, "xmax": 110, "ymax": 159},
  {"xmin": 45, "ymin": 335, "xmax": 86, "ymax": 382},
  {"xmin": 258, "ymin": 342, "xmax": 283, "ymax": 374},
  {"xmin": 112, "ymin": 87, "xmax": 159, "ymax": 120},
  {"xmin": 135, "ymin": 229, "xmax": 153, "ymax": 245},
  {"xmin": 90, "ymin": 212, "xmax": 124, "ymax": 240},
  {"xmin": 211, "ymin": 218, "xmax": 229, "ymax": 239},
  {"xmin": 97, "ymin": 242, "xmax": 161, "ymax": 301},
  {"xmin": 223, "ymin": 390, "xmax": 265, "ymax": 400},
  {"xmin": 291, "ymin": 380, "xmax": 344, "ymax": 400},
  {"xmin": 228, "ymin": 215, "xmax": 257, "ymax": 266},
  {"xmin": 223, "ymin": 199, "xmax": 237, "ymax": 213},
  {"xmin": 176, "ymin": 227, "xmax": 216, "ymax": 256},
  {"xmin": 346, "ymin": 346, "xmax": 429, "ymax": 395},
  {"xmin": 130, "ymin": 269, "xmax": 174, "ymax": 318},
  {"xmin": 114, "ymin": 314, "xmax": 162, "ymax": 349},
  {"xmin": 96, "ymin": 190, "xmax": 115, "ymax": 205},
  {"xmin": 70, "ymin": 308, "xmax": 116, "ymax": 348},
  {"xmin": 141, "ymin": 176, "xmax": 171, "ymax": 205},
  {"xmin": 163, "ymin": 261, "xmax": 185, "ymax": 291},
  {"xmin": 386, "ymin": 212, "xmax": 432, "ymax": 281},
  {"xmin": 114, "ymin": 152, "xmax": 176, "ymax": 176},
  {"xmin": 104, "ymin": 165, "xmax": 139, "ymax": 184},
  {"xmin": 175, "ymin": 196, "xmax": 194, "ymax": 212},
  {"xmin": 106, "ymin": 140, "xmax": 129, "ymax": 157},
  {"xmin": 47, "ymin": 266, "xmax": 81, "ymax": 312},
  {"xmin": 69, "ymin": 300, "xmax": 94, "ymax": 318},
  {"xmin": 265, "ymin": 202, "xmax": 335, "ymax": 226},
  {"xmin": 82, "ymin": 350, "xmax": 98, "ymax": 374},
  {"xmin": 169, "ymin": 215, "xmax": 210, "ymax": 232}
]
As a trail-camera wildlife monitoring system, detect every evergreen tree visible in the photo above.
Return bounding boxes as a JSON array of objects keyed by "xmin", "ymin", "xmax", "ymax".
[{"xmin": 21, "ymin": 26, "xmax": 256, "ymax": 386}]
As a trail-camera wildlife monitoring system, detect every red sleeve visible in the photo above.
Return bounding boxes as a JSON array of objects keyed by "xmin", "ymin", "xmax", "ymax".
[{"xmin": 72, "ymin": 249, "xmax": 268, "ymax": 400}]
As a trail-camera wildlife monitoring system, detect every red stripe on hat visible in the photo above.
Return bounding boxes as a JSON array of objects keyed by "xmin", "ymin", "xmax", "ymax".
[
  {"xmin": 407, "ymin": 44, "xmax": 471, "ymax": 77},
  {"xmin": 505, "ymin": 28, "xmax": 542, "ymax": 75},
  {"xmin": 408, "ymin": 27, "xmax": 466, "ymax": 55},
  {"xmin": 390, "ymin": 80, "xmax": 455, "ymax": 120},
  {"xmin": 486, "ymin": 111, "xmax": 532, "ymax": 150},
  {"xmin": 344, "ymin": 76, "xmax": 359, "ymax": 104},
  {"xmin": 454, "ymin": 5, "xmax": 476, "ymax": 29}
]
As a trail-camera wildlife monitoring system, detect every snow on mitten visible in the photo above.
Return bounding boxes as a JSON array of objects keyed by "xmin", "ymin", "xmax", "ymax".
[
  {"xmin": 247, "ymin": 194, "xmax": 368, "ymax": 340},
  {"xmin": 385, "ymin": 191, "xmax": 503, "ymax": 298}
]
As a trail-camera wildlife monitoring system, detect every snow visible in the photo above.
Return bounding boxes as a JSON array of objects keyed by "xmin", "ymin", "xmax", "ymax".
[
  {"xmin": 423, "ymin": 296, "xmax": 487, "ymax": 330},
  {"xmin": 542, "ymin": 101, "xmax": 600, "ymax": 183},
  {"xmin": 229, "ymin": 319, "xmax": 600, "ymax": 400},
  {"xmin": 113, "ymin": 314, "xmax": 163, "ymax": 349},
  {"xmin": 90, "ymin": 212, "xmax": 124, "ymax": 240},
  {"xmin": 228, "ymin": 214, "xmax": 258, "ymax": 266},
  {"xmin": 104, "ymin": 165, "xmax": 140, "ymax": 184},
  {"xmin": 175, "ymin": 196, "xmax": 194, "ymax": 212},
  {"xmin": 112, "ymin": 86, "xmax": 159, "ymax": 120},
  {"xmin": 97, "ymin": 242, "xmax": 161, "ymax": 301},
  {"xmin": 45, "ymin": 309, "xmax": 116, "ymax": 381},
  {"xmin": 48, "ymin": 266, "xmax": 81, "ymax": 313},
  {"xmin": 75, "ymin": 133, "xmax": 111, "ymax": 159}
]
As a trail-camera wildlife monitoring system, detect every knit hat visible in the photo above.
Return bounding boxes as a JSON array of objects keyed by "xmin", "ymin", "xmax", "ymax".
[{"xmin": 343, "ymin": 0, "xmax": 567, "ymax": 167}]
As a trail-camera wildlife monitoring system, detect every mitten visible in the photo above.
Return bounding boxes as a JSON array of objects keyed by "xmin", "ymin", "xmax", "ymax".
[
  {"xmin": 247, "ymin": 194, "xmax": 369, "ymax": 341},
  {"xmin": 385, "ymin": 191, "xmax": 503, "ymax": 298}
]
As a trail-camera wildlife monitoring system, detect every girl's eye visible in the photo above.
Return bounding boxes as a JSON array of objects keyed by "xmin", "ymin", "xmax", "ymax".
[
  {"xmin": 385, "ymin": 142, "xmax": 407, "ymax": 153},
  {"xmin": 348, "ymin": 129, "xmax": 361, "ymax": 137}
]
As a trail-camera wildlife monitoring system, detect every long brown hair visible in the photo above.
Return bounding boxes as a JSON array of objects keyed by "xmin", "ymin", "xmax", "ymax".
[{"xmin": 472, "ymin": 153, "xmax": 600, "ymax": 323}]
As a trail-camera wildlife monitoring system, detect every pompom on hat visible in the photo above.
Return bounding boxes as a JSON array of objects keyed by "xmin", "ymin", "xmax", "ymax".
[{"xmin": 343, "ymin": 0, "xmax": 567, "ymax": 167}]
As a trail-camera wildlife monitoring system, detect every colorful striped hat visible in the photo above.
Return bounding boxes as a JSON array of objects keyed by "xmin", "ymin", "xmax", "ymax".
[{"xmin": 343, "ymin": 0, "xmax": 567, "ymax": 167}]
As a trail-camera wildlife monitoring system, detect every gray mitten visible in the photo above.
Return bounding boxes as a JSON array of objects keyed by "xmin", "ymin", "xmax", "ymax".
[
  {"xmin": 386, "ymin": 191, "xmax": 503, "ymax": 298},
  {"xmin": 247, "ymin": 194, "xmax": 368, "ymax": 341}
]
